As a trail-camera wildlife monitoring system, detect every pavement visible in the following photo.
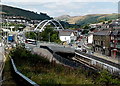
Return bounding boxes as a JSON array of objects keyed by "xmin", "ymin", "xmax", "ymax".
[
  {"xmin": 92, "ymin": 52, "xmax": 119, "ymax": 64},
  {"xmin": 37, "ymin": 42, "xmax": 75, "ymax": 53}
]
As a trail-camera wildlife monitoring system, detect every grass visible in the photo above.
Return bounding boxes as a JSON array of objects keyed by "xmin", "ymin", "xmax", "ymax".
[
  {"xmin": 2, "ymin": 54, "xmax": 19, "ymax": 86},
  {"xmin": 10, "ymin": 46, "xmax": 120, "ymax": 85},
  {"xmin": 17, "ymin": 64, "xmax": 94, "ymax": 85}
]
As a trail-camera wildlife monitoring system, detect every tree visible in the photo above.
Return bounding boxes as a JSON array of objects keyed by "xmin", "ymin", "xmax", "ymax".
[
  {"xmin": 25, "ymin": 25, "xmax": 61, "ymax": 43},
  {"xmin": 40, "ymin": 25, "xmax": 61, "ymax": 43},
  {"xmin": 108, "ymin": 20, "xmax": 112, "ymax": 24},
  {"xmin": 83, "ymin": 25, "xmax": 90, "ymax": 29},
  {"xmin": 40, "ymin": 26, "xmax": 53, "ymax": 41},
  {"xmin": 81, "ymin": 29, "xmax": 89, "ymax": 34},
  {"xmin": 96, "ymin": 70, "xmax": 120, "ymax": 85},
  {"xmin": 25, "ymin": 32, "xmax": 37, "ymax": 39}
]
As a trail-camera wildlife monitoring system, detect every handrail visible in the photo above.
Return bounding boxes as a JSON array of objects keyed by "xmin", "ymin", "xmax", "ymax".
[{"xmin": 10, "ymin": 56, "xmax": 39, "ymax": 86}]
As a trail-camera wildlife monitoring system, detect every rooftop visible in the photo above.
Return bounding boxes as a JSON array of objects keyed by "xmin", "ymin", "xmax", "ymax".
[
  {"xmin": 93, "ymin": 30, "xmax": 111, "ymax": 36},
  {"xmin": 59, "ymin": 31, "xmax": 73, "ymax": 36}
]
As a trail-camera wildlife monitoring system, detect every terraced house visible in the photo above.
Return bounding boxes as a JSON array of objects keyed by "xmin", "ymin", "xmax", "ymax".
[
  {"xmin": 93, "ymin": 30, "xmax": 111, "ymax": 56},
  {"xmin": 110, "ymin": 30, "xmax": 120, "ymax": 58},
  {"xmin": 93, "ymin": 29, "xmax": 120, "ymax": 58}
]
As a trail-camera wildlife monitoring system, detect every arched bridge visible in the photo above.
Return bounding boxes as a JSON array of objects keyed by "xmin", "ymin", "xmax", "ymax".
[{"xmin": 34, "ymin": 19, "xmax": 64, "ymax": 32}]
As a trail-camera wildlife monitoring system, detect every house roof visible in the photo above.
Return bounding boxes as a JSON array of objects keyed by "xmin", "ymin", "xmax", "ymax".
[
  {"xmin": 59, "ymin": 31, "xmax": 73, "ymax": 36},
  {"xmin": 94, "ymin": 29, "xmax": 120, "ymax": 36},
  {"xmin": 111, "ymin": 30, "xmax": 120, "ymax": 36},
  {"xmin": 93, "ymin": 30, "xmax": 111, "ymax": 36}
]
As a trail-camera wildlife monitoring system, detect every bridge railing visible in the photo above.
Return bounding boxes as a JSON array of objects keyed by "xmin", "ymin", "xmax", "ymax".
[{"xmin": 10, "ymin": 56, "xmax": 39, "ymax": 86}]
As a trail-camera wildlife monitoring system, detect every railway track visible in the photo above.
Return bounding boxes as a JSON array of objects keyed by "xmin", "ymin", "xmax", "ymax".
[
  {"xmin": 75, "ymin": 50, "xmax": 120, "ymax": 76},
  {"xmin": 72, "ymin": 57, "xmax": 98, "ymax": 71}
]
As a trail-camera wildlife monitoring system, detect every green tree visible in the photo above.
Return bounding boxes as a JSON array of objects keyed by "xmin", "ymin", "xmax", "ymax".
[
  {"xmin": 40, "ymin": 26, "xmax": 53, "ymax": 41},
  {"xmin": 25, "ymin": 25, "xmax": 61, "ymax": 43},
  {"xmin": 83, "ymin": 25, "xmax": 90, "ymax": 29},
  {"xmin": 81, "ymin": 29, "xmax": 89, "ymax": 34},
  {"xmin": 96, "ymin": 70, "xmax": 120, "ymax": 85},
  {"xmin": 50, "ymin": 32, "xmax": 61, "ymax": 43},
  {"xmin": 25, "ymin": 32, "xmax": 37, "ymax": 39},
  {"xmin": 108, "ymin": 20, "xmax": 112, "ymax": 24},
  {"xmin": 40, "ymin": 25, "xmax": 61, "ymax": 43}
]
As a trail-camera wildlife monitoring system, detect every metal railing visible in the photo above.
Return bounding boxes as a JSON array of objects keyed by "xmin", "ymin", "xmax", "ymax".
[{"xmin": 10, "ymin": 56, "xmax": 39, "ymax": 86}]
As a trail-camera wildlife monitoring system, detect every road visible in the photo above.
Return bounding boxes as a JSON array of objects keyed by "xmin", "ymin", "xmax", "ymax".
[
  {"xmin": 0, "ymin": 44, "xmax": 4, "ymax": 86},
  {"xmin": 25, "ymin": 42, "xmax": 75, "ymax": 53},
  {"xmin": 25, "ymin": 42, "xmax": 75, "ymax": 63}
]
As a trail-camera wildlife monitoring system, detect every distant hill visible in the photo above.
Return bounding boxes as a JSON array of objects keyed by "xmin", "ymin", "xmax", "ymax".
[
  {"xmin": 56, "ymin": 14, "xmax": 118, "ymax": 26},
  {"xmin": 0, "ymin": 5, "xmax": 52, "ymax": 20},
  {"xmin": 55, "ymin": 15, "xmax": 71, "ymax": 21}
]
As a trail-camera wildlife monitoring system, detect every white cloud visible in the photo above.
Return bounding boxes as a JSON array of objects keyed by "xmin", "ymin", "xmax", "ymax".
[
  {"xmin": 39, "ymin": 2, "xmax": 88, "ymax": 17},
  {"xmin": 1, "ymin": 1, "xmax": 118, "ymax": 17},
  {"xmin": 1, "ymin": 0, "xmax": 119, "ymax": 2},
  {"xmin": 2, "ymin": 0, "xmax": 120, "ymax": 2},
  {"xmin": 82, "ymin": 8, "xmax": 117, "ymax": 15}
]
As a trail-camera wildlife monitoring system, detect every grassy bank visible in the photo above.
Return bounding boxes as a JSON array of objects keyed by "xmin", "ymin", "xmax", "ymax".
[
  {"xmin": 2, "ymin": 54, "xmax": 18, "ymax": 86},
  {"xmin": 10, "ymin": 46, "xmax": 120, "ymax": 85}
]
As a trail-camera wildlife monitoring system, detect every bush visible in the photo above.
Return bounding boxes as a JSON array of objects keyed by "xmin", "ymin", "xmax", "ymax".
[
  {"xmin": 96, "ymin": 70, "xmax": 120, "ymax": 85},
  {"xmin": 10, "ymin": 46, "xmax": 94, "ymax": 84},
  {"xmin": 10, "ymin": 46, "xmax": 50, "ymax": 67}
]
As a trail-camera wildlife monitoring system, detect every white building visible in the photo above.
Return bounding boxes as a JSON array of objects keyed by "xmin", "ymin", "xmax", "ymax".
[
  {"xmin": 59, "ymin": 31, "xmax": 77, "ymax": 44},
  {"xmin": 87, "ymin": 32, "xmax": 94, "ymax": 44}
]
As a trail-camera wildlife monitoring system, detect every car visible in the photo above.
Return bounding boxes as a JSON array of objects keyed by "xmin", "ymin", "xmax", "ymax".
[
  {"xmin": 12, "ymin": 43, "xmax": 16, "ymax": 48},
  {"xmin": 76, "ymin": 47, "xmax": 82, "ymax": 51}
]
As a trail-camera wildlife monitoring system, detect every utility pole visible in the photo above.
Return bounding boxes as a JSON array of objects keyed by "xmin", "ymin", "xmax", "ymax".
[{"xmin": 49, "ymin": 33, "xmax": 50, "ymax": 43}]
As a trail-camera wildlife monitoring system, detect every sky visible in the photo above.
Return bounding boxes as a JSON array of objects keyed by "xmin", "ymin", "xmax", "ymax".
[{"xmin": 1, "ymin": 0, "xmax": 119, "ymax": 17}]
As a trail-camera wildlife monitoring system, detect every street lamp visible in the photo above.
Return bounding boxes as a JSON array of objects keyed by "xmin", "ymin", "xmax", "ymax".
[{"xmin": 49, "ymin": 33, "xmax": 50, "ymax": 43}]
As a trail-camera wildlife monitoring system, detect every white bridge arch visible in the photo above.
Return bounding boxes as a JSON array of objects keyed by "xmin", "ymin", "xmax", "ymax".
[{"xmin": 34, "ymin": 19, "xmax": 64, "ymax": 32}]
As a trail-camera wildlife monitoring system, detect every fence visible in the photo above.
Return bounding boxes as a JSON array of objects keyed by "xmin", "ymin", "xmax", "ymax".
[{"xmin": 10, "ymin": 56, "xmax": 39, "ymax": 86}]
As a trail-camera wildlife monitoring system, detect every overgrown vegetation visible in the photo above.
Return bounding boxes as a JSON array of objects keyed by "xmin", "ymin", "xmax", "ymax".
[
  {"xmin": 96, "ymin": 70, "xmax": 120, "ymax": 85},
  {"xmin": 10, "ymin": 46, "xmax": 93, "ymax": 85},
  {"xmin": 2, "ymin": 54, "xmax": 18, "ymax": 86},
  {"xmin": 9, "ymin": 46, "xmax": 120, "ymax": 85}
]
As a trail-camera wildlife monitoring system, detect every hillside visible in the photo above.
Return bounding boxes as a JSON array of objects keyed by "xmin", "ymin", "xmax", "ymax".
[
  {"xmin": 55, "ymin": 15, "xmax": 71, "ymax": 21},
  {"xmin": 56, "ymin": 14, "xmax": 118, "ymax": 26},
  {"xmin": 0, "ymin": 5, "xmax": 51, "ymax": 20}
]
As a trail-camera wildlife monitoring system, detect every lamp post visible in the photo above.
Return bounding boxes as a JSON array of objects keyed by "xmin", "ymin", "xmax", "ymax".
[{"xmin": 49, "ymin": 33, "xmax": 50, "ymax": 43}]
